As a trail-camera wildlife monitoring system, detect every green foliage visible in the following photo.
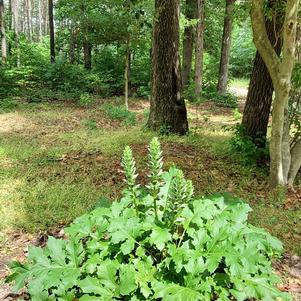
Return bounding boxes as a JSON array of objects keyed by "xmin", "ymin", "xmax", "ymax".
[
  {"xmin": 82, "ymin": 119, "xmax": 98, "ymax": 130},
  {"xmin": 229, "ymin": 124, "xmax": 269, "ymax": 165},
  {"xmin": 0, "ymin": 98, "xmax": 18, "ymax": 113},
  {"xmin": 7, "ymin": 138, "xmax": 290, "ymax": 301},
  {"xmin": 230, "ymin": 22, "xmax": 256, "ymax": 78},
  {"xmin": 103, "ymin": 103, "xmax": 136, "ymax": 126},
  {"xmin": 79, "ymin": 93, "xmax": 94, "ymax": 107}
]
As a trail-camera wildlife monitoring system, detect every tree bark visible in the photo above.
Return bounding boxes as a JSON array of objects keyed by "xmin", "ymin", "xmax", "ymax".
[
  {"xmin": 124, "ymin": 38, "xmax": 130, "ymax": 110},
  {"xmin": 241, "ymin": 7, "xmax": 282, "ymax": 147},
  {"xmin": 0, "ymin": 0, "xmax": 7, "ymax": 64},
  {"xmin": 217, "ymin": 0, "xmax": 235, "ymax": 94},
  {"xmin": 49, "ymin": 0, "xmax": 55, "ymax": 63},
  {"xmin": 194, "ymin": 0, "xmax": 205, "ymax": 96},
  {"xmin": 148, "ymin": 0, "xmax": 188, "ymax": 135},
  {"xmin": 38, "ymin": 0, "xmax": 42, "ymax": 41},
  {"xmin": 25, "ymin": 0, "xmax": 32, "ymax": 42},
  {"xmin": 12, "ymin": 0, "xmax": 20, "ymax": 67},
  {"xmin": 182, "ymin": 0, "xmax": 196, "ymax": 89},
  {"xmin": 70, "ymin": 27, "xmax": 76, "ymax": 64},
  {"xmin": 83, "ymin": 36, "xmax": 92, "ymax": 69},
  {"xmin": 251, "ymin": 0, "xmax": 299, "ymax": 187}
]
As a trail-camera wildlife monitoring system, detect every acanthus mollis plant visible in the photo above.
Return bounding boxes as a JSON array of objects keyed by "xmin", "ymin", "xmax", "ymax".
[{"xmin": 6, "ymin": 137, "xmax": 291, "ymax": 300}]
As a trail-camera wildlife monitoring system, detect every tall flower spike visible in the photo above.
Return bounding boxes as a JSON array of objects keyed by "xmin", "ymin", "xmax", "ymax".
[
  {"xmin": 121, "ymin": 146, "xmax": 138, "ymax": 189},
  {"xmin": 148, "ymin": 137, "xmax": 163, "ymax": 185}
]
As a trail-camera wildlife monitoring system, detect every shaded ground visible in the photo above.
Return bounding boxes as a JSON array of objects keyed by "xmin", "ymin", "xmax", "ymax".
[{"xmin": 0, "ymin": 97, "xmax": 300, "ymax": 299}]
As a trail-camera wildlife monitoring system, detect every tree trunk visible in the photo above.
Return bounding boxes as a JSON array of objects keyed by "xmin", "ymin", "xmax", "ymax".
[
  {"xmin": 0, "ymin": 0, "xmax": 7, "ymax": 64},
  {"xmin": 148, "ymin": 0, "xmax": 188, "ymax": 135},
  {"xmin": 70, "ymin": 27, "xmax": 76, "ymax": 64},
  {"xmin": 124, "ymin": 38, "xmax": 130, "ymax": 110},
  {"xmin": 12, "ymin": 0, "xmax": 20, "ymax": 67},
  {"xmin": 49, "ymin": 0, "xmax": 55, "ymax": 63},
  {"xmin": 217, "ymin": 0, "xmax": 235, "ymax": 94},
  {"xmin": 241, "ymin": 12, "xmax": 282, "ymax": 147},
  {"xmin": 288, "ymin": 139, "xmax": 301, "ymax": 185},
  {"xmin": 25, "ymin": 0, "xmax": 32, "ymax": 42},
  {"xmin": 251, "ymin": 0, "xmax": 299, "ymax": 187},
  {"xmin": 83, "ymin": 36, "xmax": 92, "ymax": 69},
  {"xmin": 194, "ymin": 0, "xmax": 205, "ymax": 96},
  {"xmin": 38, "ymin": 0, "xmax": 42, "ymax": 41},
  {"xmin": 8, "ymin": 0, "xmax": 12, "ymax": 55},
  {"xmin": 182, "ymin": 0, "xmax": 195, "ymax": 88}
]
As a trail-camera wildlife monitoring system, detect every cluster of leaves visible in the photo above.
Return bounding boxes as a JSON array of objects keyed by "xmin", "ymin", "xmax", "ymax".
[
  {"xmin": 7, "ymin": 138, "xmax": 290, "ymax": 301},
  {"xmin": 228, "ymin": 124, "xmax": 269, "ymax": 165},
  {"xmin": 103, "ymin": 103, "xmax": 137, "ymax": 126}
]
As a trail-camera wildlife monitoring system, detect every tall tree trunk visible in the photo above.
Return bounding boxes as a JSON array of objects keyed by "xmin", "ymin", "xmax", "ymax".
[
  {"xmin": 147, "ymin": 0, "xmax": 188, "ymax": 135},
  {"xmin": 182, "ymin": 0, "xmax": 196, "ymax": 88},
  {"xmin": 251, "ymin": 0, "xmax": 299, "ymax": 187},
  {"xmin": 0, "ymin": 0, "xmax": 7, "ymax": 64},
  {"xmin": 38, "ymin": 0, "xmax": 42, "ymax": 41},
  {"xmin": 25, "ymin": 0, "xmax": 32, "ymax": 41},
  {"xmin": 49, "ymin": 0, "xmax": 55, "ymax": 63},
  {"xmin": 124, "ymin": 38, "xmax": 130, "ymax": 110},
  {"xmin": 12, "ymin": 0, "xmax": 20, "ymax": 67},
  {"xmin": 217, "ymin": 0, "xmax": 235, "ymax": 94},
  {"xmin": 83, "ymin": 36, "xmax": 92, "ymax": 69},
  {"xmin": 70, "ymin": 27, "xmax": 76, "ymax": 64},
  {"xmin": 8, "ymin": 0, "xmax": 12, "ymax": 55},
  {"xmin": 241, "ymin": 10, "xmax": 282, "ymax": 147},
  {"xmin": 194, "ymin": 0, "xmax": 205, "ymax": 96}
]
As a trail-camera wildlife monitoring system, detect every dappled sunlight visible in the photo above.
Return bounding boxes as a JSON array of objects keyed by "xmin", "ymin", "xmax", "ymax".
[{"xmin": 0, "ymin": 112, "xmax": 33, "ymax": 134}]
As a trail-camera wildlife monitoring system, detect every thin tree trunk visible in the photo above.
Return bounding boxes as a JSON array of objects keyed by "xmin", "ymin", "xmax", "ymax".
[
  {"xmin": 194, "ymin": 0, "xmax": 205, "ymax": 96},
  {"xmin": 288, "ymin": 139, "xmax": 301, "ymax": 185},
  {"xmin": 217, "ymin": 0, "xmax": 235, "ymax": 94},
  {"xmin": 147, "ymin": 0, "xmax": 188, "ymax": 135},
  {"xmin": 124, "ymin": 38, "xmax": 130, "ymax": 110},
  {"xmin": 12, "ymin": 0, "xmax": 20, "ymax": 67},
  {"xmin": 83, "ymin": 36, "xmax": 92, "ymax": 69},
  {"xmin": 8, "ymin": 0, "xmax": 12, "ymax": 55},
  {"xmin": 241, "ymin": 11, "xmax": 282, "ymax": 147},
  {"xmin": 70, "ymin": 27, "xmax": 76, "ymax": 64},
  {"xmin": 0, "ymin": 0, "xmax": 7, "ymax": 64},
  {"xmin": 25, "ymin": 0, "xmax": 32, "ymax": 41},
  {"xmin": 182, "ymin": 0, "xmax": 196, "ymax": 88},
  {"xmin": 38, "ymin": 0, "xmax": 42, "ymax": 41},
  {"xmin": 49, "ymin": 0, "xmax": 55, "ymax": 63}
]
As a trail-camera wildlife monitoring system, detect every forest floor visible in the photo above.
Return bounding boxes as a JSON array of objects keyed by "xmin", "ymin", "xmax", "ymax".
[{"xmin": 0, "ymin": 93, "xmax": 301, "ymax": 299}]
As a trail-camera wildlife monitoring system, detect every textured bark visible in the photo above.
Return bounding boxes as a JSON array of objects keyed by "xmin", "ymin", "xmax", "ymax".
[
  {"xmin": 0, "ymin": 0, "xmax": 7, "ymax": 64},
  {"xmin": 182, "ymin": 0, "xmax": 196, "ymax": 88},
  {"xmin": 124, "ymin": 39, "xmax": 130, "ymax": 110},
  {"xmin": 242, "ymin": 10, "xmax": 282, "ymax": 147},
  {"xmin": 194, "ymin": 0, "xmax": 205, "ymax": 96},
  {"xmin": 38, "ymin": 0, "xmax": 42, "ymax": 41},
  {"xmin": 12, "ymin": 0, "xmax": 20, "ymax": 67},
  {"xmin": 83, "ymin": 37, "xmax": 92, "ymax": 70},
  {"xmin": 49, "ymin": 0, "xmax": 55, "ymax": 63},
  {"xmin": 217, "ymin": 0, "xmax": 235, "ymax": 93},
  {"xmin": 148, "ymin": 0, "xmax": 188, "ymax": 135},
  {"xmin": 25, "ymin": 0, "xmax": 32, "ymax": 41},
  {"xmin": 251, "ymin": 0, "xmax": 299, "ymax": 187},
  {"xmin": 288, "ymin": 139, "xmax": 301, "ymax": 185}
]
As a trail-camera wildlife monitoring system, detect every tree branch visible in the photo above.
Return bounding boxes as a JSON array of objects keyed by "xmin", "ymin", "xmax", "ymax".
[{"xmin": 251, "ymin": 0, "xmax": 281, "ymax": 85}]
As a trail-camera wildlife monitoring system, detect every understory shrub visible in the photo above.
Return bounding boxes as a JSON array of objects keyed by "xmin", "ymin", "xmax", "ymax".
[
  {"xmin": 228, "ymin": 124, "xmax": 269, "ymax": 165},
  {"xmin": 103, "ymin": 103, "xmax": 136, "ymax": 126},
  {"xmin": 7, "ymin": 138, "xmax": 290, "ymax": 301}
]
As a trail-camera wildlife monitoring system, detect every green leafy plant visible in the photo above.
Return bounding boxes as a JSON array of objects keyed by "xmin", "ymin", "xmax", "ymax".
[
  {"xmin": 79, "ymin": 93, "xmax": 94, "ymax": 107},
  {"xmin": 0, "ymin": 97, "xmax": 18, "ymax": 112},
  {"xmin": 6, "ymin": 138, "xmax": 290, "ymax": 301},
  {"xmin": 103, "ymin": 103, "xmax": 136, "ymax": 126},
  {"xmin": 228, "ymin": 124, "xmax": 269, "ymax": 165}
]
